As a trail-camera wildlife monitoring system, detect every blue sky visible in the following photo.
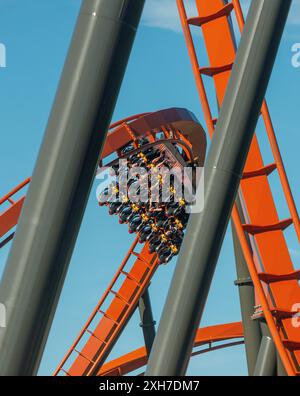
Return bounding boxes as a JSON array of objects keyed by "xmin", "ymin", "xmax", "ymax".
[{"xmin": 0, "ymin": 0, "xmax": 299, "ymax": 376}]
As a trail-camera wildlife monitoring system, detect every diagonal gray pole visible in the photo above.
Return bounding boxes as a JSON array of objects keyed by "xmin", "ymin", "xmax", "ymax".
[
  {"xmin": 0, "ymin": 0, "xmax": 144, "ymax": 376},
  {"xmin": 254, "ymin": 336, "xmax": 276, "ymax": 376},
  {"xmin": 146, "ymin": 0, "xmax": 291, "ymax": 376},
  {"xmin": 254, "ymin": 322, "xmax": 277, "ymax": 377},
  {"xmin": 139, "ymin": 288, "xmax": 156, "ymax": 356}
]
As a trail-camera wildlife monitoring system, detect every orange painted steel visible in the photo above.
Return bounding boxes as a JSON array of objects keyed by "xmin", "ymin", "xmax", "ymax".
[
  {"xmin": 177, "ymin": 0, "xmax": 300, "ymax": 375},
  {"xmin": 231, "ymin": 0, "xmax": 300, "ymax": 243},
  {"xmin": 98, "ymin": 322, "xmax": 244, "ymax": 376},
  {"xmin": 101, "ymin": 108, "xmax": 206, "ymax": 162},
  {"xmin": 0, "ymin": 178, "xmax": 30, "ymax": 240}
]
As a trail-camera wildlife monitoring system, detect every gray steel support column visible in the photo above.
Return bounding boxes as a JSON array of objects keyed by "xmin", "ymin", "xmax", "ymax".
[
  {"xmin": 223, "ymin": 5, "xmax": 262, "ymax": 373},
  {"xmin": 139, "ymin": 288, "xmax": 156, "ymax": 356},
  {"xmin": 232, "ymin": 220, "xmax": 262, "ymax": 376},
  {"xmin": 0, "ymin": 0, "xmax": 144, "ymax": 376},
  {"xmin": 146, "ymin": 0, "xmax": 291, "ymax": 376},
  {"xmin": 254, "ymin": 336, "xmax": 276, "ymax": 376},
  {"xmin": 256, "ymin": 320, "xmax": 277, "ymax": 376}
]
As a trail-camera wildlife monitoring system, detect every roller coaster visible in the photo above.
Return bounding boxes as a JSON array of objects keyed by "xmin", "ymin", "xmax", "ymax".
[{"xmin": 0, "ymin": 0, "xmax": 299, "ymax": 376}]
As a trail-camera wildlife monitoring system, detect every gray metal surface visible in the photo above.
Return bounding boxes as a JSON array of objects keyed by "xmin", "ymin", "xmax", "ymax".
[
  {"xmin": 139, "ymin": 288, "xmax": 156, "ymax": 356},
  {"xmin": 0, "ymin": 0, "xmax": 144, "ymax": 376},
  {"xmin": 145, "ymin": 0, "xmax": 291, "ymax": 376},
  {"xmin": 277, "ymin": 352, "xmax": 287, "ymax": 376},
  {"xmin": 254, "ymin": 336, "xmax": 276, "ymax": 376},
  {"xmin": 232, "ymin": 217, "xmax": 262, "ymax": 376}
]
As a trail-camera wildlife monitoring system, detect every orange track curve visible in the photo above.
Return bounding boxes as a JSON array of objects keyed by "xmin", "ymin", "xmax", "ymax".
[{"xmin": 98, "ymin": 322, "xmax": 244, "ymax": 376}]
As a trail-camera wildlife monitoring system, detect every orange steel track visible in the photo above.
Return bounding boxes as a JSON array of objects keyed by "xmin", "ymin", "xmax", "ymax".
[
  {"xmin": 98, "ymin": 322, "xmax": 244, "ymax": 376},
  {"xmin": 177, "ymin": 0, "xmax": 300, "ymax": 375}
]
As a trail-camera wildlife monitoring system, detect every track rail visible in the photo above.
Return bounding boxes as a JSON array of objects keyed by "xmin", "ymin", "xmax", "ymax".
[
  {"xmin": 98, "ymin": 322, "xmax": 244, "ymax": 376},
  {"xmin": 177, "ymin": 0, "xmax": 300, "ymax": 375}
]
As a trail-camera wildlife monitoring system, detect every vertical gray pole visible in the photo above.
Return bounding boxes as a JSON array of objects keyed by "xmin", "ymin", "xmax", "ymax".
[
  {"xmin": 232, "ymin": 218, "xmax": 262, "ymax": 375},
  {"xmin": 254, "ymin": 336, "xmax": 276, "ymax": 376},
  {"xmin": 0, "ymin": 0, "xmax": 144, "ymax": 376},
  {"xmin": 139, "ymin": 288, "xmax": 156, "ymax": 356},
  {"xmin": 146, "ymin": 0, "xmax": 291, "ymax": 376}
]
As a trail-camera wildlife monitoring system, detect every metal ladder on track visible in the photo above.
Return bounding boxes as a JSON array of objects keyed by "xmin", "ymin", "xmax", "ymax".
[
  {"xmin": 177, "ymin": 0, "xmax": 300, "ymax": 375},
  {"xmin": 53, "ymin": 236, "xmax": 158, "ymax": 376}
]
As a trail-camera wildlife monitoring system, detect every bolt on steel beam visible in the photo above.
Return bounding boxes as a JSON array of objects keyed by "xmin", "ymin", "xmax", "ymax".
[
  {"xmin": 0, "ymin": 0, "xmax": 144, "ymax": 376},
  {"xmin": 145, "ymin": 0, "xmax": 291, "ymax": 376}
]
